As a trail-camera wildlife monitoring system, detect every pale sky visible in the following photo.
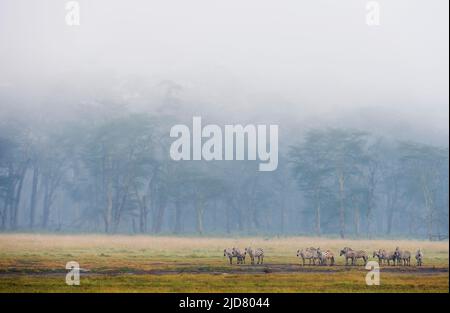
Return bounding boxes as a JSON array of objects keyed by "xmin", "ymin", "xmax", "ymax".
[{"xmin": 0, "ymin": 0, "xmax": 448, "ymax": 143}]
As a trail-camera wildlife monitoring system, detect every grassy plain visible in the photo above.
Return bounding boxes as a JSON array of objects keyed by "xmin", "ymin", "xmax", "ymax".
[{"xmin": 0, "ymin": 234, "xmax": 448, "ymax": 292}]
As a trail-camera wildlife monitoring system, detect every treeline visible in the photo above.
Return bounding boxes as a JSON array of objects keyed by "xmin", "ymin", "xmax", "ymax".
[{"xmin": 0, "ymin": 107, "xmax": 448, "ymax": 239}]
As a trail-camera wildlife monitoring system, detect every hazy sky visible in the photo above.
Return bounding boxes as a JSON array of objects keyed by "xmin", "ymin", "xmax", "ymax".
[{"xmin": 0, "ymin": 0, "xmax": 448, "ymax": 142}]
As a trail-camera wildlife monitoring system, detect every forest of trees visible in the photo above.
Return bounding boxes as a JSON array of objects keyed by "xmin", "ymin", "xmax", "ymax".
[{"xmin": 0, "ymin": 101, "xmax": 448, "ymax": 239}]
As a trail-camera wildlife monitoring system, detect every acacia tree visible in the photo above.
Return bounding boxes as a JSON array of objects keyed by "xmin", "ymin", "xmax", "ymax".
[
  {"xmin": 81, "ymin": 114, "xmax": 155, "ymax": 233},
  {"xmin": 399, "ymin": 142, "xmax": 449, "ymax": 239},
  {"xmin": 290, "ymin": 130, "xmax": 333, "ymax": 236}
]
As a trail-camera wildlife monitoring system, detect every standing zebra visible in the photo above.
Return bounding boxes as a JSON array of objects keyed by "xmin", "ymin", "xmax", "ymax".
[
  {"xmin": 415, "ymin": 249, "xmax": 424, "ymax": 266},
  {"xmin": 340, "ymin": 247, "xmax": 368, "ymax": 265},
  {"xmin": 245, "ymin": 247, "xmax": 260, "ymax": 265},
  {"xmin": 340, "ymin": 247, "xmax": 356, "ymax": 265},
  {"xmin": 373, "ymin": 250, "xmax": 384, "ymax": 265},
  {"xmin": 297, "ymin": 247, "xmax": 319, "ymax": 266},
  {"xmin": 317, "ymin": 248, "xmax": 335, "ymax": 266},
  {"xmin": 253, "ymin": 248, "xmax": 264, "ymax": 264},
  {"xmin": 232, "ymin": 247, "xmax": 246, "ymax": 264},
  {"xmin": 224, "ymin": 248, "xmax": 234, "ymax": 265},
  {"xmin": 394, "ymin": 247, "xmax": 411, "ymax": 266},
  {"xmin": 381, "ymin": 250, "xmax": 397, "ymax": 266}
]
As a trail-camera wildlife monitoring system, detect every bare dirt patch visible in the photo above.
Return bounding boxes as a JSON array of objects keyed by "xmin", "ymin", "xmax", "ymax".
[{"xmin": 0, "ymin": 263, "xmax": 447, "ymax": 276}]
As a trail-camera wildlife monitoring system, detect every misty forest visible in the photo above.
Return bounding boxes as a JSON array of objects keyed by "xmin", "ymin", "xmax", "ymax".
[
  {"xmin": 0, "ymin": 1, "xmax": 448, "ymax": 241},
  {"xmin": 0, "ymin": 86, "xmax": 448, "ymax": 240}
]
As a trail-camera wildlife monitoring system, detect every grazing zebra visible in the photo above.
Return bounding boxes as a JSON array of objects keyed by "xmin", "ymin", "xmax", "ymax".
[
  {"xmin": 317, "ymin": 248, "xmax": 335, "ymax": 266},
  {"xmin": 373, "ymin": 249, "xmax": 384, "ymax": 264},
  {"xmin": 224, "ymin": 248, "xmax": 234, "ymax": 265},
  {"xmin": 394, "ymin": 247, "xmax": 411, "ymax": 266},
  {"xmin": 415, "ymin": 249, "xmax": 423, "ymax": 266},
  {"xmin": 297, "ymin": 247, "xmax": 319, "ymax": 266},
  {"xmin": 232, "ymin": 247, "xmax": 246, "ymax": 264}
]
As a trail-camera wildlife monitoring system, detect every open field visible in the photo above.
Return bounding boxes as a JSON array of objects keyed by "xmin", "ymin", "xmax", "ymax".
[{"xmin": 0, "ymin": 234, "xmax": 448, "ymax": 292}]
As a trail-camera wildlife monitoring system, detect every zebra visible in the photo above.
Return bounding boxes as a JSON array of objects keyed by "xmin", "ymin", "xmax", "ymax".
[
  {"xmin": 245, "ymin": 247, "xmax": 261, "ymax": 265},
  {"xmin": 253, "ymin": 248, "xmax": 264, "ymax": 264},
  {"xmin": 232, "ymin": 247, "xmax": 246, "ymax": 264},
  {"xmin": 224, "ymin": 248, "xmax": 234, "ymax": 265},
  {"xmin": 373, "ymin": 249, "xmax": 384, "ymax": 265},
  {"xmin": 317, "ymin": 248, "xmax": 335, "ymax": 266},
  {"xmin": 340, "ymin": 247, "xmax": 356, "ymax": 265},
  {"xmin": 381, "ymin": 250, "xmax": 397, "ymax": 266},
  {"xmin": 353, "ymin": 250, "xmax": 368, "ymax": 265},
  {"xmin": 394, "ymin": 247, "xmax": 411, "ymax": 266},
  {"xmin": 244, "ymin": 247, "xmax": 254, "ymax": 264},
  {"xmin": 415, "ymin": 249, "xmax": 423, "ymax": 266},
  {"xmin": 340, "ymin": 247, "xmax": 368, "ymax": 265},
  {"xmin": 297, "ymin": 247, "xmax": 319, "ymax": 266}
]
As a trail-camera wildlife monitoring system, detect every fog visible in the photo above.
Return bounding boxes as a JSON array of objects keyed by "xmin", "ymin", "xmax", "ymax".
[
  {"xmin": 1, "ymin": 0, "xmax": 448, "ymax": 137},
  {"xmin": 0, "ymin": 0, "xmax": 448, "ymax": 237}
]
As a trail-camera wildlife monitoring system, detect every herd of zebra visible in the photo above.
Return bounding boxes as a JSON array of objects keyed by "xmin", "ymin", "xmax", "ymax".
[
  {"xmin": 224, "ymin": 247, "xmax": 265, "ymax": 265},
  {"xmin": 224, "ymin": 246, "xmax": 425, "ymax": 267}
]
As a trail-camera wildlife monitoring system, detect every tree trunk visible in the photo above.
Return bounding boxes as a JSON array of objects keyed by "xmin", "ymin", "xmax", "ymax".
[
  {"xmin": 338, "ymin": 174, "xmax": 346, "ymax": 239},
  {"xmin": 196, "ymin": 194, "xmax": 205, "ymax": 235},
  {"xmin": 29, "ymin": 165, "xmax": 39, "ymax": 229},
  {"xmin": 174, "ymin": 199, "xmax": 182, "ymax": 234},
  {"xmin": 42, "ymin": 176, "xmax": 50, "ymax": 228},
  {"xmin": 104, "ymin": 177, "xmax": 113, "ymax": 233},
  {"xmin": 315, "ymin": 189, "xmax": 321, "ymax": 236},
  {"xmin": 152, "ymin": 194, "xmax": 166, "ymax": 233},
  {"xmin": 139, "ymin": 195, "xmax": 147, "ymax": 233},
  {"xmin": 11, "ymin": 166, "xmax": 27, "ymax": 230},
  {"xmin": 422, "ymin": 183, "xmax": 434, "ymax": 241},
  {"xmin": 353, "ymin": 196, "xmax": 360, "ymax": 236}
]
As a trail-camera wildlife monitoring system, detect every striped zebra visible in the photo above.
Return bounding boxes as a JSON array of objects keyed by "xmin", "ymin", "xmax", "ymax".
[
  {"xmin": 297, "ymin": 247, "xmax": 319, "ymax": 266},
  {"xmin": 415, "ymin": 249, "xmax": 423, "ymax": 266},
  {"xmin": 373, "ymin": 249, "xmax": 384, "ymax": 264},
  {"xmin": 232, "ymin": 247, "xmax": 246, "ymax": 264},
  {"xmin": 353, "ymin": 250, "xmax": 368, "ymax": 265},
  {"xmin": 340, "ymin": 247, "xmax": 368, "ymax": 265},
  {"xmin": 381, "ymin": 250, "xmax": 396, "ymax": 266},
  {"xmin": 317, "ymin": 248, "xmax": 335, "ymax": 266},
  {"xmin": 245, "ymin": 247, "xmax": 261, "ymax": 265},
  {"xmin": 253, "ymin": 248, "xmax": 264, "ymax": 264},
  {"xmin": 223, "ymin": 248, "xmax": 234, "ymax": 265},
  {"xmin": 394, "ymin": 247, "xmax": 411, "ymax": 266},
  {"xmin": 340, "ymin": 247, "xmax": 356, "ymax": 265}
]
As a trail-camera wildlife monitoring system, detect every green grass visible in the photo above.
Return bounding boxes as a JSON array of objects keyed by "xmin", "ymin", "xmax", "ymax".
[
  {"xmin": 1, "ymin": 272, "xmax": 447, "ymax": 293},
  {"xmin": 0, "ymin": 234, "xmax": 448, "ymax": 293}
]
